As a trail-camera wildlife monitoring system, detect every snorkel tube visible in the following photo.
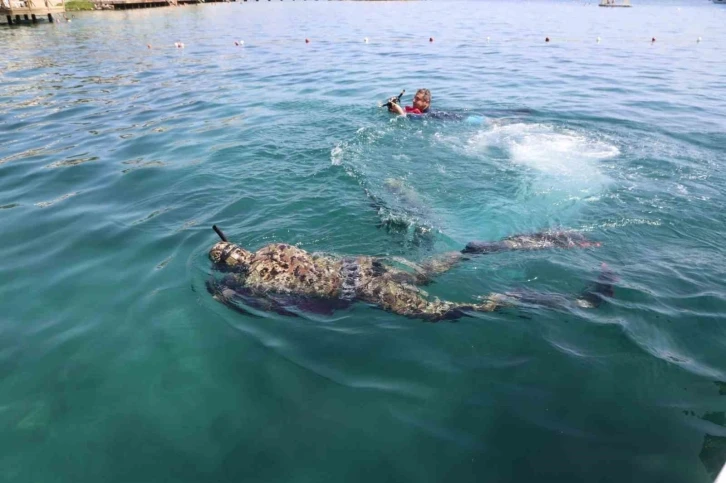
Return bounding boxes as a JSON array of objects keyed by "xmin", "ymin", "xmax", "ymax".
[
  {"xmin": 383, "ymin": 90, "xmax": 406, "ymax": 110},
  {"xmin": 212, "ymin": 225, "xmax": 228, "ymax": 242}
]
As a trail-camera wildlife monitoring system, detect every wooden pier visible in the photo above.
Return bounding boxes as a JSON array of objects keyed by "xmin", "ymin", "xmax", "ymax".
[
  {"xmin": 93, "ymin": 0, "xmax": 233, "ymax": 8},
  {"xmin": 95, "ymin": 0, "xmax": 173, "ymax": 9},
  {"xmin": 1, "ymin": 0, "xmax": 65, "ymax": 24},
  {"xmin": 2, "ymin": 0, "xmax": 234, "ymax": 21},
  {"xmin": 176, "ymin": 0, "xmax": 234, "ymax": 4}
]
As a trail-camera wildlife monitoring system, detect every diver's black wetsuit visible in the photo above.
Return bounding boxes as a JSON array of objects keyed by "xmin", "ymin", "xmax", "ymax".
[{"xmin": 407, "ymin": 110, "xmax": 466, "ymax": 121}]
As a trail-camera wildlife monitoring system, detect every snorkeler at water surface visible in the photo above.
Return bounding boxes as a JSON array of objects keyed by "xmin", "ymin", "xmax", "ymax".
[
  {"xmin": 384, "ymin": 88, "xmax": 487, "ymax": 122},
  {"xmin": 207, "ymin": 226, "xmax": 614, "ymax": 322},
  {"xmin": 388, "ymin": 88, "xmax": 431, "ymax": 116}
]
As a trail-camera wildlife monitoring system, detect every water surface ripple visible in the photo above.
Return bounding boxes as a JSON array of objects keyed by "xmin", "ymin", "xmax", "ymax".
[{"xmin": 1, "ymin": 1, "xmax": 726, "ymax": 482}]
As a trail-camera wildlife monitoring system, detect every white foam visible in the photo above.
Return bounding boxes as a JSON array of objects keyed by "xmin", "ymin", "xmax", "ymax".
[
  {"xmin": 330, "ymin": 144, "xmax": 344, "ymax": 165},
  {"xmin": 470, "ymin": 123, "xmax": 619, "ymax": 178},
  {"xmin": 332, "ymin": 126, "xmax": 391, "ymax": 167}
]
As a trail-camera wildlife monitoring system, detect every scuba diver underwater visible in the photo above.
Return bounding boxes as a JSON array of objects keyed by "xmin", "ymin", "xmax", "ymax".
[{"xmin": 206, "ymin": 225, "xmax": 616, "ymax": 322}]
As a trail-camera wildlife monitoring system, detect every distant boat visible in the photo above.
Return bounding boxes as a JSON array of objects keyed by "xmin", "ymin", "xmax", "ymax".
[
  {"xmin": 714, "ymin": 0, "xmax": 726, "ymax": 4},
  {"xmin": 599, "ymin": 0, "xmax": 632, "ymax": 7}
]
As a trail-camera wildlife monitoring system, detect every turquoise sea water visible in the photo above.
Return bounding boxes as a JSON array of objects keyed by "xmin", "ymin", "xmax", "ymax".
[{"xmin": 2, "ymin": 1, "xmax": 726, "ymax": 481}]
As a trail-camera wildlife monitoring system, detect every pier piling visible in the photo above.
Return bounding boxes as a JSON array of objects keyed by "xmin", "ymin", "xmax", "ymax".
[{"xmin": 2, "ymin": 0, "xmax": 64, "ymax": 26}]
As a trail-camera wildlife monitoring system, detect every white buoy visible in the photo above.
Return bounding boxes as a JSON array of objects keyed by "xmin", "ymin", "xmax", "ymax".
[
  {"xmin": 596, "ymin": 36, "xmax": 601, "ymax": 43},
  {"xmin": 364, "ymin": 37, "xmax": 369, "ymax": 43},
  {"xmin": 697, "ymin": 37, "xmax": 702, "ymax": 43},
  {"xmin": 486, "ymin": 36, "xmax": 490, "ymax": 42}
]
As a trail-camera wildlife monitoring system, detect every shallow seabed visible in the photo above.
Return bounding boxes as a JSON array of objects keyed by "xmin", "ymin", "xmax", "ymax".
[{"xmin": 1, "ymin": 1, "xmax": 726, "ymax": 481}]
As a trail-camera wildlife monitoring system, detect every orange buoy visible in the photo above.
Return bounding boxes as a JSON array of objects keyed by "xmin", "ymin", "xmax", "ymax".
[{"xmin": 147, "ymin": 44, "xmax": 151, "ymax": 49}]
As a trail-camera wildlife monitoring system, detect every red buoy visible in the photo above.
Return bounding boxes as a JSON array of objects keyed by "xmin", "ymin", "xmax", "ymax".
[
  {"xmin": 651, "ymin": 37, "xmax": 656, "ymax": 42},
  {"xmin": 429, "ymin": 37, "xmax": 434, "ymax": 42},
  {"xmin": 545, "ymin": 37, "xmax": 550, "ymax": 43},
  {"xmin": 305, "ymin": 38, "xmax": 310, "ymax": 44}
]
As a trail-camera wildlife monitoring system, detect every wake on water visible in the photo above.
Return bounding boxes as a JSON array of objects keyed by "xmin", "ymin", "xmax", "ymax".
[
  {"xmin": 331, "ymin": 119, "xmax": 620, "ymax": 246},
  {"xmin": 463, "ymin": 122, "xmax": 618, "ymax": 193}
]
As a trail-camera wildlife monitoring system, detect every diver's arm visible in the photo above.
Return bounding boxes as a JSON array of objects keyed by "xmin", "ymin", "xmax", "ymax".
[
  {"xmin": 416, "ymin": 252, "xmax": 466, "ymax": 283},
  {"xmin": 388, "ymin": 103, "xmax": 406, "ymax": 116},
  {"xmin": 385, "ymin": 252, "xmax": 465, "ymax": 285}
]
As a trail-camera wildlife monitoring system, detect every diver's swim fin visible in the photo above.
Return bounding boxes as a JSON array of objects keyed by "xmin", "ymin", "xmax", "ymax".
[{"xmin": 578, "ymin": 263, "xmax": 618, "ymax": 308}]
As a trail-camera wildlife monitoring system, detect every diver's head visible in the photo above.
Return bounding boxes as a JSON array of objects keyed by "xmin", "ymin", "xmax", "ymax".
[
  {"xmin": 413, "ymin": 88, "xmax": 431, "ymax": 113},
  {"xmin": 209, "ymin": 241, "xmax": 252, "ymax": 271}
]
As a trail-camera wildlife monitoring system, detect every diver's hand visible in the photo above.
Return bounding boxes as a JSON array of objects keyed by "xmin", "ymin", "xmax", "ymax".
[{"xmin": 388, "ymin": 102, "xmax": 405, "ymax": 116}]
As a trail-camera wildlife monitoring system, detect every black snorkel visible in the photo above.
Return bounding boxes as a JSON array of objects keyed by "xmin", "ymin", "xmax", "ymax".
[
  {"xmin": 383, "ymin": 89, "xmax": 406, "ymax": 110},
  {"xmin": 213, "ymin": 225, "xmax": 228, "ymax": 242}
]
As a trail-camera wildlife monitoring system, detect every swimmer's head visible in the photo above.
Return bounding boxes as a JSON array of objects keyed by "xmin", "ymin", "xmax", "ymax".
[
  {"xmin": 210, "ymin": 241, "xmax": 252, "ymax": 271},
  {"xmin": 413, "ymin": 88, "xmax": 431, "ymax": 113}
]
